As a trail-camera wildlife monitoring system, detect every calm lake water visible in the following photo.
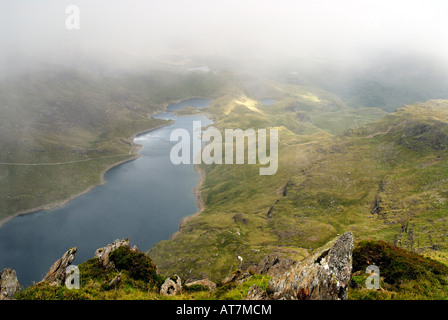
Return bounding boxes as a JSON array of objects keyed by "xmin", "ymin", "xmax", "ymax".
[{"xmin": 0, "ymin": 98, "xmax": 212, "ymax": 287}]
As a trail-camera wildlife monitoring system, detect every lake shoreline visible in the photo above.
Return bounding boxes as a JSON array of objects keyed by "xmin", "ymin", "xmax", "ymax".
[
  {"xmin": 0, "ymin": 97, "xmax": 210, "ymax": 229},
  {"xmin": 169, "ymin": 164, "xmax": 206, "ymax": 241},
  {"xmin": 0, "ymin": 96, "xmax": 212, "ymax": 278},
  {"xmin": 0, "ymin": 154, "xmax": 143, "ymax": 226},
  {"xmin": 0, "ymin": 119, "xmax": 174, "ymax": 228}
]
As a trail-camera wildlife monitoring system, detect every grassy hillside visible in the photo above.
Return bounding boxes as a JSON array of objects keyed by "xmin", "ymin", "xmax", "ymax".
[
  {"xmin": 148, "ymin": 78, "xmax": 393, "ymax": 281},
  {"xmin": 3, "ymin": 67, "xmax": 448, "ymax": 299},
  {"xmin": 149, "ymin": 92, "xmax": 448, "ymax": 283},
  {"xmin": 350, "ymin": 239, "xmax": 448, "ymax": 299}
]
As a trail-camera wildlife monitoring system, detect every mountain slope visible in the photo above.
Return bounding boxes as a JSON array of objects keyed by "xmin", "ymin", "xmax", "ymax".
[{"xmin": 149, "ymin": 98, "xmax": 448, "ymax": 281}]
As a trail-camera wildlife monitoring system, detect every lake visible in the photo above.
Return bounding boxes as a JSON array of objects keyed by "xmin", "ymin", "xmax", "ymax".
[{"xmin": 0, "ymin": 98, "xmax": 212, "ymax": 287}]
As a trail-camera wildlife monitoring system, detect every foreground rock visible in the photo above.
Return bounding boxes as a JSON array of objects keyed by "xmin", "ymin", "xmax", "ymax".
[
  {"xmin": 160, "ymin": 275, "xmax": 182, "ymax": 296},
  {"xmin": 41, "ymin": 247, "xmax": 77, "ymax": 286},
  {"xmin": 266, "ymin": 232, "xmax": 354, "ymax": 300},
  {"xmin": 0, "ymin": 268, "xmax": 21, "ymax": 300},
  {"xmin": 245, "ymin": 285, "xmax": 268, "ymax": 300}
]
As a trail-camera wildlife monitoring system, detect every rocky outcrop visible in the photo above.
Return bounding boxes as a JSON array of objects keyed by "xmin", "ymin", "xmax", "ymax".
[
  {"xmin": 266, "ymin": 232, "xmax": 354, "ymax": 300},
  {"xmin": 94, "ymin": 238, "xmax": 136, "ymax": 269},
  {"xmin": 5, "ymin": 234, "xmax": 355, "ymax": 300},
  {"xmin": 41, "ymin": 247, "xmax": 77, "ymax": 286},
  {"xmin": 0, "ymin": 268, "xmax": 21, "ymax": 300},
  {"xmin": 160, "ymin": 275, "xmax": 182, "ymax": 296},
  {"xmin": 185, "ymin": 278, "xmax": 216, "ymax": 291},
  {"xmin": 248, "ymin": 255, "xmax": 296, "ymax": 277}
]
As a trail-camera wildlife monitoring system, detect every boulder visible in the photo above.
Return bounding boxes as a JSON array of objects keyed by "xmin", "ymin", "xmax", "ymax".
[
  {"xmin": 266, "ymin": 232, "xmax": 354, "ymax": 300},
  {"xmin": 0, "ymin": 268, "xmax": 21, "ymax": 300},
  {"xmin": 185, "ymin": 278, "xmax": 217, "ymax": 291},
  {"xmin": 160, "ymin": 275, "xmax": 182, "ymax": 296}
]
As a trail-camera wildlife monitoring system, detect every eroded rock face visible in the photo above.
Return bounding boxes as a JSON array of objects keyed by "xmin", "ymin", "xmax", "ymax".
[
  {"xmin": 266, "ymin": 232, "xmax": 354, "ymax": 300},
  {"xmin": 0, "ymin": 268, "xmax": 21, "ymax": 300},
  {"xmin": 160, "ymin": 275, "xmax": 182, "ymax": 296},
  {"xmin": 41, "ymin": 247, "xmax": 77, "ymax": 286},
  {"xmin": 94, "ymin": 238, "xmax": 131, "ymax": 269}
]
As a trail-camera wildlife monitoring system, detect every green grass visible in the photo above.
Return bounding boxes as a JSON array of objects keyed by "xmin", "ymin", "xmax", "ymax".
[
  {"xmin": 17, "ymin": 238, "xmax": 448, "ymax": 300},
  {"xmin": 213, "ymin": 274, "xmax": 270, "ymax": 300},
  {"xmin": 349, "ymin": 240, "xmax": 448, "ymax": 300},
  {"xmin": 5, "ymin": 67, "xmax": 448, "ymax": 299},
  {"xmin": 150, "ymin": 95, "xmax": 448, "ymax": 286}
]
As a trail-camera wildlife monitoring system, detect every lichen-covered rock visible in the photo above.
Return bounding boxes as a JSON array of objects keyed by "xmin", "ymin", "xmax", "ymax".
[
  {"xmin": 41, "ymin": 247, "xmax": 77, "ymax": 286},
  {"xmin": 185, "ymin": 278, "xmax": 217, "ymax": 291},
  {"xmin": 94, "ymin": 238, "xmax": 131, "ymax": 269},
  {"xmin": 160, "ymin": 275, "xmax": 182, "ymax": 296},
  {"xmin": 0, "ymin": 268, "xmax": 21, "ymax": 300},
  {"xmin": 245, "ymin": 285, "xmax": 268, "ymax": 300},
  {"xmin": 248, "ymin": 255, "xmax": 295, "ymax": 277},
  {"xmin": 267, "ymin": 232, "xmax": 354, "ymax": 300}
]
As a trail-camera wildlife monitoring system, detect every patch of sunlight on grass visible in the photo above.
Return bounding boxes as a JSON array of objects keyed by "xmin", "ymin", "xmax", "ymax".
[{"xmin": 298, "ymin": 93, "xmax": 321, "ymax": 103}]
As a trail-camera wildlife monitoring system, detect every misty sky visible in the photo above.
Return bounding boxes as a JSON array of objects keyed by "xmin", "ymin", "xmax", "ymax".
[{"xmin": 1, "ymin": 0, "xmax": 448, "ymax": 71}]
